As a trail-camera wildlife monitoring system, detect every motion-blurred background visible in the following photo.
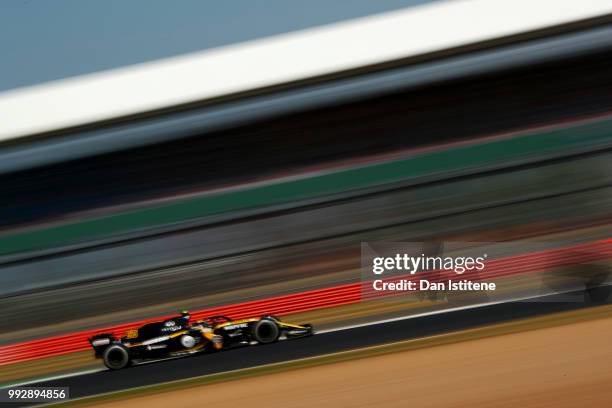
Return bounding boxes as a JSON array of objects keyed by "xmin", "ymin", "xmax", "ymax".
[{"xmin": 0, "ymin": 0, "xmax": 611, "ymax": 406}]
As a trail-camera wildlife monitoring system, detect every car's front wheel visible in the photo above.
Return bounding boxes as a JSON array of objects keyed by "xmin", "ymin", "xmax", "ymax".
[
  {"xmin": 252, "ymin": 319, "xmax": 280, "ymax": 344},
  {"xmin": 102, "ymin": 344, "xmax": 131, "ymax": 370}
]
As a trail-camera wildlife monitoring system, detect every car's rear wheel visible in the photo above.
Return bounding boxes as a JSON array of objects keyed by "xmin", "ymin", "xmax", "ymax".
[
  {"xmin": 252, "ymin": 319, "xmax": 280, "ymax": 344},
  {"xmin": 103, "ymin": 344, "xmax": 131, "ymax": 370}
]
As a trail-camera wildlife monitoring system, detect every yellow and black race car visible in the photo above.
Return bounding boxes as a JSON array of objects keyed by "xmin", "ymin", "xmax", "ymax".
[{"xmin": 89, "ymin": 312, "xmax": 313, "ymax": 369}]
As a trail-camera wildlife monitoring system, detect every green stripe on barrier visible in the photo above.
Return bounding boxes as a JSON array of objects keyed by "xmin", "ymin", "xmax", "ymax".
[{"xmin": 1, "ymin": 118, "xmax": 611, "ymax": 256}]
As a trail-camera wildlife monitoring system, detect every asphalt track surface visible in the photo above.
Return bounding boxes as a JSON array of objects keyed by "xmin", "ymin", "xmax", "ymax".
[{"xmin": 13, "ymin": 290, "xmax": 610, "ymax": 404}]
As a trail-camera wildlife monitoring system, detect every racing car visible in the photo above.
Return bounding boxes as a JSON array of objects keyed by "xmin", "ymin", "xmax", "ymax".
[{"xmin": 89, "ymin": 311, "xmax": 313, "ymax": 369}]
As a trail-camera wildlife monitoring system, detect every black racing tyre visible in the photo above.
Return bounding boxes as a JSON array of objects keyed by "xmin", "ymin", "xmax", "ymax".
[
  {"xmin": 102, "ymin": 344, "xmax": 131, "ymax": 370},
  {"xmin": 252, "ymin": 319, "xmax": 280, "ymax": 344}
]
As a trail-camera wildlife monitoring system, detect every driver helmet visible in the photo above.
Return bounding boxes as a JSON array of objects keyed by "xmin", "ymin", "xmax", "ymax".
[{"xmin": 180, "ymin": 310, "xmax": 190, "ymax": 319}]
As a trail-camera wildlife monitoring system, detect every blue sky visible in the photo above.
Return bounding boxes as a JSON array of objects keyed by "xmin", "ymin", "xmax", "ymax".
[{"xmin": 0, "ymin": 0, "xmax": 433, "ymax": 91}]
